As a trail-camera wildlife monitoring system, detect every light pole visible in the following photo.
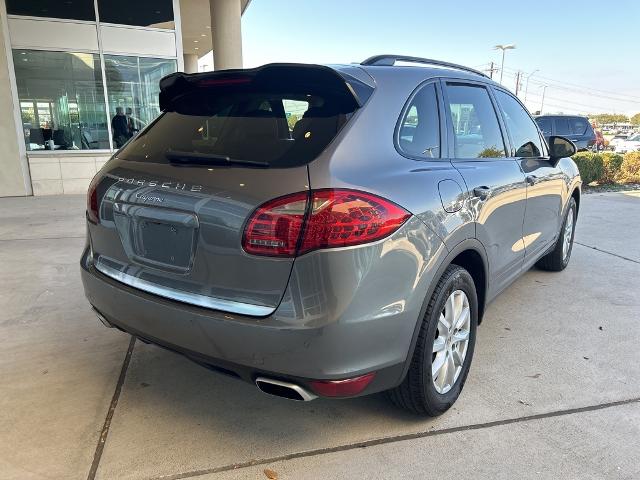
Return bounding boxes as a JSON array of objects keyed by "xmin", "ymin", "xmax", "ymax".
[
  {"xmin": 539, "ymin": 84, "xmax": 548, "ymax": 114},
  {"xmin": 494, "ymin": 44, "xmax": 516, "ymax": 84},
  {"xmin": 524, "ymin": 69, "xmax": 539, "ymax": 103}
]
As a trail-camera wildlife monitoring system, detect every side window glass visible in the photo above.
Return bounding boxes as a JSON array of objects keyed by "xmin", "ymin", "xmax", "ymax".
[
  {"xmin": 536, "ymin": 117, "xmax": 552, "ymax": 136},
  {"xmin": 397, "ymin": 83, "xmax": 440, "ymax": 158},
  {"xmin": 571, "ymin": 118, "xmax": 587, "ymax": 135},
  {"xmin": 282, "ymin": 99, "xmax": 309, "ymax": 133},
  {"xmin": 555, "ymin": 118, "xmax": 571, "ymax": 135},
  {"xmin": 494, "ymin": 90, "xmax": 542, "ymax": 158},
  {"xmin": 446, "ymin": 84, "xmax": 506, "ymax": 158}
]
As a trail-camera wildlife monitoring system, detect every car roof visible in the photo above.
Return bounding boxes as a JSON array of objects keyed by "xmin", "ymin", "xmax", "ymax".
[
  {"xmin": 330, "ymin": 55, "xmax": 501, "ymax": 90},
  {"xmin": 534, "ymin": 114, "xmax": 589, "ymax": 119}
]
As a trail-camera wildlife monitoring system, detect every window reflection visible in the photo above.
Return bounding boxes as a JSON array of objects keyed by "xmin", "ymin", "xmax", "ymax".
[
  {"xmin": 13, "ymin": 50, "xmax": 109, "ymax": 151},
  {"xmin": 6, "ymin": 0, "xmax": 95, "ymax": 21},
  {"xmin": 104, "ymin": 56, "xmax": 176, "ymax": 147},
  {"xmin": 98, "ymin": 0, "xmax": 174, "ymax": 28},
  {"xmin": 447, "ymin": 85, "xmax": 506, "ymax": 159}
]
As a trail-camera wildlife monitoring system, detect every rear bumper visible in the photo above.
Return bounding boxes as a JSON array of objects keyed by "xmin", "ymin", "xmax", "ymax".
[
  {"xmin": 81, "ymin": 216, "xmax": 445, "ymax": 397},
  {"xmin": 81, "ymin": 252, "xmax": 410, "ymax": 395}
]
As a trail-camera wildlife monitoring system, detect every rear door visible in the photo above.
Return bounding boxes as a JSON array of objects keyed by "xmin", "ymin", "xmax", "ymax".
[
  {"xmin": 493, "ymin": 88, "xmax": 564, "ymax": 263},
  {"xmin": 87, "ymin": 65, "xmax": 370, "ymax": 315},
  {"xmin": 442, "ymin": 81, "xmax": 527, "ymax": 296}
]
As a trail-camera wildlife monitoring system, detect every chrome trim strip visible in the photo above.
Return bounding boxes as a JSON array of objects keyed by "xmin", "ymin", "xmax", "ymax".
[
  {"xmin": 94, "ymin": 260, "xmax": 275, "ymax": 317},
  {"xmin": 255, "ymin": 377, "xmax": 318, "ymax": 402}
]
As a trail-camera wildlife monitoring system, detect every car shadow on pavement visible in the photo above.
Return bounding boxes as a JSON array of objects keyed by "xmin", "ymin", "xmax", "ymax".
[{"xmin": 93, "ymin": 338, "xmax": 438, "ymax": 476}]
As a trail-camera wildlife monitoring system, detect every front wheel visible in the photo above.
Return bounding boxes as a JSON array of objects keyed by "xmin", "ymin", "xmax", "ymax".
[
  {"xmin": 389, "ymin": 265, "xmax": 478, "ymax": 416},
  {"xmin": 536, "ymin": 197, "xmax": 577, "ymax": 271}
]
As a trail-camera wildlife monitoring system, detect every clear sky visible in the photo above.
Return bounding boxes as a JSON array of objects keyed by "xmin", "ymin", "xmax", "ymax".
[{"xmin": 232, "ymin": 0, "xmax": 640, "ymax": 117}]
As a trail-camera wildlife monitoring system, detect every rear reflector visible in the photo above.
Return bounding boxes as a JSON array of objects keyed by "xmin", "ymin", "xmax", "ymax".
[
  {"xmin": 242, "ymin": 189, "xmax": 410, "ymax": 257},
  {"xmin": 309, "ymin": 372, "xmax": 376, "ymax": 397},
  {"xmin": 87, "ymin": 174, "xmax": 100, "ymax": 224}
]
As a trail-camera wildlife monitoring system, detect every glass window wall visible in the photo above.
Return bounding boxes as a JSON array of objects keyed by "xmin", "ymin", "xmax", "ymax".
[
  {"xmin": 13, "ymin": 50, "xmax": 110, "ymax": 151},
  {"xmin": 6, "ymin": 0, "xmax": 96, "ymax": 21},
  {"xmin": 97, "ymin": 0, "xmax": 174, "ymax": 28},
  {"xmin": 104, "ymin": 56, "xmax": 176, "ymax": 148}
]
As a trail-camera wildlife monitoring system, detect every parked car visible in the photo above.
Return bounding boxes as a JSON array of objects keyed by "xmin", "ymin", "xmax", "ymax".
[
  {"xmin": 81, "ymin": 55, "xmax": 581, "ymax": 415},
  {"xmin": 535, "ymin": 114, "xmax": 596, "ymax": 151},
  {"xmin": 609, "ymin": 133, "xmax": 631, "ymax": 151},
  {"xmin": 615, "ymin": 133, "xmax": 640, "ymax": 153}
]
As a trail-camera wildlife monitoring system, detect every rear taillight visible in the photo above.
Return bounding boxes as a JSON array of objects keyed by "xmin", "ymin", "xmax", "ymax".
[
  {"xmin": 242, "ymin": 189, "xmax": 411, "ymax": 257},
  {"xmin": 87, "ymin": 175, "xmax": 100, "ymax": 224}
]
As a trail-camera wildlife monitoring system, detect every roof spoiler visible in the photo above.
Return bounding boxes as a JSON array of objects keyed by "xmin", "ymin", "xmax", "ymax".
[{"xmin": 159, "ymin": 63, "xmax": 370, "ymax": 112}]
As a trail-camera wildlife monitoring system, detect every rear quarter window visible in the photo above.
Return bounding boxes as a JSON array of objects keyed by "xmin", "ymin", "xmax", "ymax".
[{"xmin": 397, "ymin": 83, "xmax": 441, "ymax": 158}]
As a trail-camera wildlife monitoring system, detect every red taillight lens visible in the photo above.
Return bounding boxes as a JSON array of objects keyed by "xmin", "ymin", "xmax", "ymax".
[
  {"xmin": 87, "ymin": 175, "xmax": 100, "ymax": 224},
  {"xmin": 299, "ymin": 189, "xmax": 411, "ymax": 254},
  {"xmin": 242, "ymin": 189, "xmax": 411, "ymax": 257},
  {"xmin": 309, "ymin": 372, "xmax": 376, "ymax": 397},
  {"xmin": 242, "ymin": 192, "xmax": 309, "ymax": 256}
]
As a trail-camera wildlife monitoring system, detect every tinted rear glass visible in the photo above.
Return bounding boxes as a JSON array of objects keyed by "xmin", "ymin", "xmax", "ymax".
[
  {"xmin": 117, "ymin": 88, "xmax": 356, "ymax": 168},
  {"xmin": 570, "ymin": 118, "xmax": 588, "ymax": 135}
]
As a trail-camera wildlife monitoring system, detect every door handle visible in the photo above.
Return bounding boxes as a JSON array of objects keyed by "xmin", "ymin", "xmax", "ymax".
[
  {"xmin": 473, "ymin": 186, "xmax": 491, "ymax": 200},
  {"xmin": 526, "ymin": 175, "xmax": 538, "ymax": 186}
]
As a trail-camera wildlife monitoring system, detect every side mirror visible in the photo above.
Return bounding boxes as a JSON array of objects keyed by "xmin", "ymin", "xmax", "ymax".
[{"xmin": 548, "ymin": 135, "xmax": 576, "ymax": 159}]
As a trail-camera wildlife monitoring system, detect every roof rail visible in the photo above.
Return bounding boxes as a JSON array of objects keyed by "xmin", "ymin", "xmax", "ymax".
[{"xmin": 361, "ymin": 55, "xmax": 489, "ymax": 78}]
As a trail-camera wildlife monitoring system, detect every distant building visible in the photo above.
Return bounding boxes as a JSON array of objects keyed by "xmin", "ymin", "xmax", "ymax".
[{"xmin": 599, "ymin": 123, "xmax": 636, "ymax": 134}]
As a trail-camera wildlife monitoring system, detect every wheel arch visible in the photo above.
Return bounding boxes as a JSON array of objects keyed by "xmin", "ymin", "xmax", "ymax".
[
  {"xmin": 571, "ymin": 186, "xmax": 581, "ymax": 215},
  {"xmin": 397, "ymin": 238, "xmax": 489, "ymax": 385}
]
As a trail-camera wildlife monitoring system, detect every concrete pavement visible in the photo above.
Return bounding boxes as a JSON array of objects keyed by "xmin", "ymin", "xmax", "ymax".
[{"xmin": 0, "ymin": 191, "xmax": 639, "ymax": 480}]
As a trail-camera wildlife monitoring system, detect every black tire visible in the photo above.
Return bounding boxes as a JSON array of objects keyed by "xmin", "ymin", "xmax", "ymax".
[
  {"xmin": 389, "ymin": 265, "xmax": 478, "ymax": 416},
  {"xmin": 536, "ymin": 197, "xmax": 577, "ymax": 272}
]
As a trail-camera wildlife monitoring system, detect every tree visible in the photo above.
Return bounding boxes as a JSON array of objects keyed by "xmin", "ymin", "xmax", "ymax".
[
  {"xmin": 589, "ymin": 113, "xmax": 629, "ymax": 125},
  {"xmin": 630, "ymin": 113, "xmax": 640, "ymax": 125}
]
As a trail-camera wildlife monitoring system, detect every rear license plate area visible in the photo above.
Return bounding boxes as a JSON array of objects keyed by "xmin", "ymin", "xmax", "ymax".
[
  {"xmin": 137, "ymin": 220, "xmax": 194, "ymax": 269},
  {"xmin": 113, "ymin": 203, "xmax": 199, "ymax": 273}
]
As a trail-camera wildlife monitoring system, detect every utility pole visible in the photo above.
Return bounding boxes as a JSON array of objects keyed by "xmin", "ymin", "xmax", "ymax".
[
  {"xmin": 540, "ymin": 85, "xmax": 548, "ymax": 114},
  {"xmin": 514, "ymin": 71, "xmax": 522, "ymax": 96},
  {"xmin": 524, "ymin": 69, "xmax": 540, "ymax": 103},
  {"xmin": 486, "ymin": 61, "xmax": 498, "ymax": 79}
]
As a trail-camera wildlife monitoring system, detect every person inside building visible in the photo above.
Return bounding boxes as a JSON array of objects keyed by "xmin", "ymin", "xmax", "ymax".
[{"xmin": 111, "ymin": 106, "xmax": 129, "ymax": 148}]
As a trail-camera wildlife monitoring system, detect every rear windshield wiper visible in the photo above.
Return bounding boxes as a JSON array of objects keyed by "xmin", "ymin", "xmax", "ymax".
[{"xmin": 165, "ymin": 150, "xmax": 269, "ymax": 168}]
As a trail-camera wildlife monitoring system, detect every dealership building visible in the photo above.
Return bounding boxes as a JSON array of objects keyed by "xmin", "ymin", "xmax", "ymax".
[{"xmin": 0, "ymin": 0, "xmax": 249, "ymax": 197}]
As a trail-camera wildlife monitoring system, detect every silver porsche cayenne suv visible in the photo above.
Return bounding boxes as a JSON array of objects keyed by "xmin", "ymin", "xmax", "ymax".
[{"xmin": 81, "ymin": 55, "xmax": 581, "ymax": 415}]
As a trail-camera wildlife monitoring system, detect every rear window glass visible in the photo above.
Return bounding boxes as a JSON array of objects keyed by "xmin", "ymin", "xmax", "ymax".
[
  {"xmin": 117, "ymin": 89, "xmax": 356, "ymax": 168},
  {"xmin": 570, "ymin": 118, "xmax": 588, "ymax": 135}
]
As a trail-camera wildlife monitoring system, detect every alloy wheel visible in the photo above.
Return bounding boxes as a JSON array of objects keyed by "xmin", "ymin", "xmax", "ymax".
[
  {"xmin": 562, "ymin": 207, "xmax": 574, "ymax": 262},
  {"xmin": 432, "ymin": 289, "xmax": 471, "ymax": 394}
]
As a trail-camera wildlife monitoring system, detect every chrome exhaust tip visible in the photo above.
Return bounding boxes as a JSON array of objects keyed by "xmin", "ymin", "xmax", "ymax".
[{"xmin": 255, "ymin": 377, "xmax": 317, "ymax": 401}]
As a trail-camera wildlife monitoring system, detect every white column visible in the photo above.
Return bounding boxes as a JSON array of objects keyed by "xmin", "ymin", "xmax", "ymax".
[
  {"xmin": 210, "ymin": 0, "xmax": 243, "ymax": 70},
  {"xmin": 183, "ymin": 53, "xmax": 199, "ymax": 73},
  {"xmin": 0, "ymin": 6, "xmax": 32, "ymax": 196}
]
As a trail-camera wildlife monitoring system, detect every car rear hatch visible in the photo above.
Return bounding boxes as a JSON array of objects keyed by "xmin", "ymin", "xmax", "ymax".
[{"xmin": 87, "ymin": 64, "xmax": 372, "ymax": 316}]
